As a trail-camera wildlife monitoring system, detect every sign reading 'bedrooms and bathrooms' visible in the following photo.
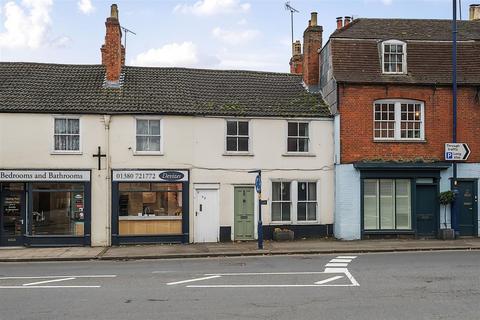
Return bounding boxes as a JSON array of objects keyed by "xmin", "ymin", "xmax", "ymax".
[{"xmin": 0, "ymin": 170, "xmax": 91, "ymax": 181}]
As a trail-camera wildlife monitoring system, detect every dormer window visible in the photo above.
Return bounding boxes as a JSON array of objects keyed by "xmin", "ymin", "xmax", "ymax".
[{"xmin": 382, "ymin": 40, "xmax": 406, "ymax": 74}]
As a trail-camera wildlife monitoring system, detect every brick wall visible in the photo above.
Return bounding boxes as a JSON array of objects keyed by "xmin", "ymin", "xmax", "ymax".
[{"xmin": 339, "ymin": 84, "xmax": 480, "ymax": 163}]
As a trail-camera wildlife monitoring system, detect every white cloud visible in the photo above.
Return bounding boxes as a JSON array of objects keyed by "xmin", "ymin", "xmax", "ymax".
[
  {"xmin": 212, "ymin": 27, "xmax": 259, "ymax": 45},
  {"xmin": 0, "ymin": 0, "xmax": 53, "ymax": 49},
  {"xmin": 51, "ymin": 35, "xmax": 71, "ymax": 48},
  {"xmin": 174, "ymin": 0, "xmax": 250, "ymax": 16},
  {"xmin": 131, "ymin": 42, "xmax": 199, "ymax": 67},
  {"xmin": 77, "ymin": 0, "xmax": 94, "ymax": 14}
]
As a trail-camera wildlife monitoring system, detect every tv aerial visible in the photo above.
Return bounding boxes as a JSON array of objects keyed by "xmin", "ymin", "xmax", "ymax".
[
  {"xmin": 121, "ymin": 26, "xmax": 136, "ymax": 60},
  {"xmin": 284, "ymin": 1, "xmax": 299, "ymax": 47}
]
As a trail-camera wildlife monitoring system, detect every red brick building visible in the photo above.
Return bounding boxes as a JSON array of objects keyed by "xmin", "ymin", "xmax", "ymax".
[{"xmin": 308, "ymin": 10, "xmax": 480, "ymax": 239}]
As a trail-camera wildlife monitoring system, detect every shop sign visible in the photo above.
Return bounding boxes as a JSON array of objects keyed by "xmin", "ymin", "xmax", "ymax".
[
  {"xmin": 112, "ymin": 170, "xmax": 189, "ymax": 182},
  {"xmin": 0, "ymin": 170, "xmax": 90, "ymax": 182}
]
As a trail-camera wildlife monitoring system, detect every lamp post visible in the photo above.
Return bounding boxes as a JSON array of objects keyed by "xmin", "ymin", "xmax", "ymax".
[{"xmin": 248, "ymin": 169, "xmax": 263, "ymax": 249}]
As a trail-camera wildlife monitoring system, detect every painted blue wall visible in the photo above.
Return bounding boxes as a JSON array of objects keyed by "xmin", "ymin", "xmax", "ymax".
[{"xmin": 334, "ymin": 164, "xmax": 361, "ymax": 240}]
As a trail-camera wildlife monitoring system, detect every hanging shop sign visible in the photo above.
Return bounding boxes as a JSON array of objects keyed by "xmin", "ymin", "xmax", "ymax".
[
  {"xmin": 112, "ymin": 170, "xmax": 189, "ymax": 182},
  {"xmin": 0, "ymin": 170, "xmax": 91, "ymax": 182}
]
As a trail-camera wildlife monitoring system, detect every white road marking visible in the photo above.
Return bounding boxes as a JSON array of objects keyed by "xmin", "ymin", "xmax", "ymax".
[
  {"xmin": 167, "ymin": 275, "xmax": 221, "ymax": 286},
  {"xmin": 187, "ymin": 284, "xmax": 355, "ymax": 288},
  {"xmin": 325, "ymin": 268, "xmax": 360, "ymax": 287},
  {"xmin": 205, "ymin": 272, "xmax": 327, "ymax": 276},
  {"xmin": 336, "ymin": 256, "xmax": 357, "ymax": 259},
  {"xmin": 0, "ymin": 286, "xmax": 101, "ymax": 289},
  {"xmin": 0, "ymin": 275, "xmax": 116, "ymax": 280},
  {"xmin": 23, "ymin": 277, "xmax": 75, "ymax": 286},
  {"xmin": 314, "ymin": 275, "xmax": 344, "ymax": 285},
  {"xmin": 329, "ymin": 259, "xmax": 352, "ymax": 263},
  {"xmin": 325, "ymin": 263, "xmax": 349, "ymax": 267}
]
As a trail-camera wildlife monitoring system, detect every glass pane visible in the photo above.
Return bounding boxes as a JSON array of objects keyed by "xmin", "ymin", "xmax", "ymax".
[
  {"xmin": 55, "ymin": 119, "xmax": 66, "ymax": 134},
  {"xmin": 297, "ymin": 202, "xmax": 306, "ymax": 221},
  {"xmin": 136, "ymin": 136, "xmax": 148, "ymax": 151},
  {"xmin": 380, "ymin": 179, "xmax": 394, "ymax": 229},
  {"xmin": 54, "ymin": 135, "xmax": 66, "ymax": 150},
  {"xmin": 307, "ymin": 203, "xmax": 316, "ymax": 220},
  {"xmin": 227, "ymin": 121, "xmax": 237, "ymax": 135},
  {"xmin": 32, "ymin": 191, "xmax": 84, "ymax": 236},
  {"xmin": 238, "ymin": 121, "xmax": 248, "ymax": 136},
  {"xmin": 272, "ymin": 203, "xmax": 282, "ymax": 221},
  {"xmin": 308, "ymin": 182, "xmax": 317, "ymax": 200},
  {"xmin": 226, "ymin": 137, "xmax": 237, "ymax": 151},
  {"xmin": 32, "ymin": 183, "xmax": 84, "ymax": 191},
  {"xmin": 298, "ymin": 138, "xmax": 309, "ymax": 152},
  {"xmin": 288, "ymin": 122, "xmax": 298, "ymax": 136},
  {"xmin": 281, "ymin": 203, "xmax": 291, "ymax": 221},
  {"xmin": 149, "ymin": 120, "xmax": 160, "ymax": 135},
  {"xmin": 136, "ymin": 120, "xmax": 149, "ymax": 135},
  {"xmin": 396, "ymin": 180, "xmax": 411, "ymax": 229},
  {"xmin": 287, "ymin": 138, "xmax": 297, "ymax": 152},
  {"xmin": 282, "ymin": 182, "xmax": 291, "ymax": 201},
  {"xmin": 238, "ymin": 137, "xmax": 249, "ymax": 151},
  {"xmin": 272, "ymin": 182, "xmax": 281, "ymax": 201},
  {"xmin": 298, "ymin": 182, "xmax": 307, "ymax": 201},
  {"xmin": 149, "ymin": 136, "xmax": 161, "ymax": 151},
  {"xmin": 299, "ymin": 123, "xmax": 309, "ymax": 137},
  {"xmin": 2, "ymin": 191, "xmax": 23, "ymax": 235},
  {"xmin": 364, "ymin": 180, "xmax": 378, "ymax": 230},
  {"xmin": 67, "ymin": 119, "xmax": 79, "ymax": 134},
  {"xmin": 70, "ymin": 135, "xmax": 80, "ymax": 151}
]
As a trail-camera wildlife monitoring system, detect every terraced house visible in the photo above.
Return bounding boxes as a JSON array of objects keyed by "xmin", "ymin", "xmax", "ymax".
[
  {"xmin": 0, "ymin": 5, "xmax": 334, "ymax": 247},
  {"xmin": 317, "ymin": 8, "xmax": 480, "ymax": 239}
]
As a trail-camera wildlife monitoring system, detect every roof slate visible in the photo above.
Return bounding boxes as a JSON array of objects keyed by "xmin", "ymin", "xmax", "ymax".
[
  {"xmin": 0, "ymin": 62, "xmax": 330, "ymax": 118},
  {"xmin": 329, "ymin": 18, "xmax": 480, "ymax": 85}
]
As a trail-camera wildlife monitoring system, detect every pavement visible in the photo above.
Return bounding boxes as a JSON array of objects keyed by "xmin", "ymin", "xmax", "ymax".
[{"xmin": 1, "ymin": 238, "xmax": 480, "ymax": 262}]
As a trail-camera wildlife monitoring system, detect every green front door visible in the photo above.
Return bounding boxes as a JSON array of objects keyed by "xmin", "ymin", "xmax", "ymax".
[
  {"xmin": 234, "ymin": 187, "xmax": 254, "ymax": 240},
  {"xmin": 457, "ymin": 180, "xmax": 477, "ymax": 236},
  {"xmin": 415, "ymin": 184, "xmax": 438, "ymax": 237}
]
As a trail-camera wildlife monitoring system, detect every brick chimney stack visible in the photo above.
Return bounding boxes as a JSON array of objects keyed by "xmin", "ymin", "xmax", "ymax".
[
  {"xmin": 302, "ymin": 12, "xmax": 322, "ymax": 87},
  {"xmin": 289, "ymin": 40, "xmax": 303, "ymax": 74},
  {"xmin": 336, "ymin": 17, "xmax": 343, "ymax": 30},
  {"xmin": 101, "ymin": 4, "xmax": 125, "ymax": 85},
  {"xmin": 470, "ymin": 4, "xmax": 480, "ymax": 20}
]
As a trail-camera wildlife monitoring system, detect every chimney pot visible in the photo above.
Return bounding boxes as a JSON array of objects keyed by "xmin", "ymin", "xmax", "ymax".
[
  {"xmin": 344, "ymin": 16, "xmax": 352, "ymax": 25},
  {"xmin": 336, "ymin": 17, "xmax": 343, "ymax": 29},
  {"xmin": 470, "ymin": 4, "xmax": 480, "ymax": 20},
  {"xmin": 310, "ymin": 12, "xmax": 318, "ymax": 27},
  {"xmin": 111, "ymin": 4, "xmax": 119, "ymax": 19}
]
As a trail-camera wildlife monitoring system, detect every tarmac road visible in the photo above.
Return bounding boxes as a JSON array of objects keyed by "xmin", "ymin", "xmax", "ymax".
[{"xmin": 0, "ymin": 250, "xmax": 479, "ymax": 320}]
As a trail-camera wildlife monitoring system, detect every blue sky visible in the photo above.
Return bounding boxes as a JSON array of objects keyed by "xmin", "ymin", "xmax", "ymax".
[{"xmin": 0, "ymin": 0, "xmax": 476, "ymax": 72}]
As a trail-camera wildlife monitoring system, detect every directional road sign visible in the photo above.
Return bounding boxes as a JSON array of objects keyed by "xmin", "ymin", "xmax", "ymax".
[{"xmin": 445, "ymin": 143, "xmax": 470, "ymax": 161}]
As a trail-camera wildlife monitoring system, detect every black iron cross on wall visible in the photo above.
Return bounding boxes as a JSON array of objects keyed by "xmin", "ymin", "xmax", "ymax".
[{"xmin": 93, "ymin": 146, "xmax": 107, "ymax": 170}]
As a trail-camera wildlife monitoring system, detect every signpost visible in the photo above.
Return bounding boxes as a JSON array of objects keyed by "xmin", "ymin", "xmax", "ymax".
[
  {"xmin": 249, "ymin": 169, "xmax": 263, "ymax": 250},
  {"xmin": 445, "ymin": 143, "xmax": 470, "ymax": 161}
]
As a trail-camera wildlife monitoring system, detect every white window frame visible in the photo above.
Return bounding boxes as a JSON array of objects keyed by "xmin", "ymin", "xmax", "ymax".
[
  {"xmin": 270, "ymin": 180, "xmax": 319, "ymax": 224},
  {"xmin": 286, "ymin": 121, "xmax": 310, "ymax": 153},
  {"xmin": 134, "ymin": 116, "xmax": 163, "ymax": 155},
  {"xmin": 381, "ymin": 40, "xmax": 407, "ymax": 75},
  {"xmin": 224, "ymin": 119, "xmax": 251, "ymax": 154},
  {"xmin": 51, "ymin": 115, "xmax": 82, "ymax": 154},
  {"xmin": 373, "ymin": 99, "xmax": 425, "ymax": 141}
]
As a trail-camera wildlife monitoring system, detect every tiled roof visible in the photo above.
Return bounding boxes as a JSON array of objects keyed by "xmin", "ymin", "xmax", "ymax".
[
  {"xmin": 329, "ymin": 18, "xmax": 480, "ymax": 85},
  {"xmin": 0, "ymin": 62, "xmax": 330, "ymax": 118},
  {"xmin": 331, "ymin": 18, "xmax": 480, "ymax": 41}
]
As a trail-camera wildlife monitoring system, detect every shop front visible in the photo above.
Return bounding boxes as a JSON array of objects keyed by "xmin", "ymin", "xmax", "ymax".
[
  {"xmin": 355, "ymin": 162, "xmax": 451, "ymax": 239},
  {"xmin": 0, "ymin": 169, "xmax": 91, "ymax": 247},
  {"xmin": 111, "ymin": 169, "xmax": 189, "ymax": 245}
]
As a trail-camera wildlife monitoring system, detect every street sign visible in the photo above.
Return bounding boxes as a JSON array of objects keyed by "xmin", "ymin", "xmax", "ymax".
[
  {"xmin": 255, "ymin": 175, "xmax": 261, "ymax": 193},
  {"xmin": 445, "ymin": 143, "xmax": 470, "ymax": 161}
]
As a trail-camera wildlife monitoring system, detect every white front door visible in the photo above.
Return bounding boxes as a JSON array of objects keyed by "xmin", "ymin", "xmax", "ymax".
[{"xmin": 194, "ymin": 188, "xmax": 219, "ymax": 243}]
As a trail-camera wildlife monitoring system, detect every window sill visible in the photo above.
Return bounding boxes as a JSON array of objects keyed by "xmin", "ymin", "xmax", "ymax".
[
  {"xmin": 51, "ymin": 151, "xmax": 82, "ymax": 155},
  {"xmin": 133, "ymin": 151, "xmax": 164, "ymax": 156},
  {"xmin": 373, "ymin": 139, "xmax": 426, "ymax": 144},
  {"xmin": 223, "ymin": 152, "xmax": 254, "ymax": 157},
  {"xmin": 282, "ymin": 152, "xmax": 316, "ymax": 157}
]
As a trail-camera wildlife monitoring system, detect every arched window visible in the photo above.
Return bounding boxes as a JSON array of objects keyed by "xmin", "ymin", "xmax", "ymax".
[
  {"xmin": 373, "ymin": 99, "xmax": 424, "ymax": 140},
  {"xmin": 382, "ymin": 40, "xmax": 407, "ymax": 74}
]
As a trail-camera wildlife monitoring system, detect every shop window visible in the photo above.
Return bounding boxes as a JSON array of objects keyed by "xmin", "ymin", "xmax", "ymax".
[
  {"xmin": 54, "ymin": 117, "xmax": 80, "ymax": 152},
  {"xmin": 297, "ymin": 182, "xmax": 317, "ymax": 221},
  {"xmin": 32, "ymin": 183, "xmax": 85, "ymax": 236},
  {"xmin": 118, "ymin": 182, "xmax": 183, "ymax": 236},
  {"xmin": 287, "ymin": 122, "xmax": 309, "ymax": 152},
  {"xmin": 272, "ymin": 182, "xmax": 291, "ymax": 221},
  {"xmin": 363, "ymin": 179, "xmax": 411, "ymax": 230},
  {"xmin": 226, "ymin": 120, "xmax": 249, "ymax": 152},
  {"xmin": 136, "ymin": 119, "xmax": 161, "ymax": 153}
]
